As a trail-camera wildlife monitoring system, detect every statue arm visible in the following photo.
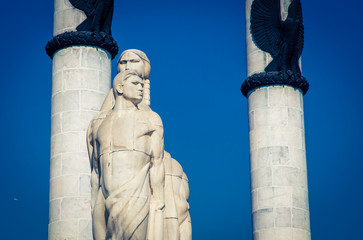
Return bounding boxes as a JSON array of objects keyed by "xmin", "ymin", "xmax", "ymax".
[
  {"xmin": 86, "ymin": 121, "xmax": 94, "ymax": 168},
  {"xmin": 148, "ymin": 115, "xmax": 165, "ymax": 240},
  {"xmin": 86, "ymin": 119, "xmax": 100, "ymax": 212}
]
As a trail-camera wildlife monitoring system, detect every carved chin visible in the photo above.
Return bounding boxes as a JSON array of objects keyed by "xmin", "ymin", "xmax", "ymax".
[{"xmin": 132, "ymin": 97, "xmax": 143, "ymax": 105}]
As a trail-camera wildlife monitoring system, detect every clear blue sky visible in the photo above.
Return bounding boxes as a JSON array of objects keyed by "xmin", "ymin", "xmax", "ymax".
[{"xmin": 1, "ymin": 0, "xmax": 362, "ymax": 239}]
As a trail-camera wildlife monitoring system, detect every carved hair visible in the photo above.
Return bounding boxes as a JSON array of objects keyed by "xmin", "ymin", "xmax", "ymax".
[{"xmin": 117, "ymin": 49, "xmax": 151, "ymax": 105}]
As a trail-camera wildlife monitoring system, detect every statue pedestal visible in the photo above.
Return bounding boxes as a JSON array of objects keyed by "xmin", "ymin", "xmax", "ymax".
[{"xmin": 49, "ymin": 46, "xmax": 111, "ymax": 239}]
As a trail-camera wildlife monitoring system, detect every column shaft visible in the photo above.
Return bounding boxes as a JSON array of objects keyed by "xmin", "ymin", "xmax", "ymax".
[
  {"xmin": 48, "ymin": 45, "xmax": 111, "ymax": 240},
  {"xmin": 248, "ymin": 86, "xmax": 310, "ymax": 240},
  {"xmin": 245, "ymin": 1, "xmax": 310, "ymax": 239}
]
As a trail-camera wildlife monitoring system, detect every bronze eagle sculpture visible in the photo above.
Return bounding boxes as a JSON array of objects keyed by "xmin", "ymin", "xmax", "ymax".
[
  {"xmin": 250, "ymin": 0, "xmax": 304, "ymax": 75},
  {"xmin": 69, "ymin": 0, "xmax": 114, "ymax": 36}
]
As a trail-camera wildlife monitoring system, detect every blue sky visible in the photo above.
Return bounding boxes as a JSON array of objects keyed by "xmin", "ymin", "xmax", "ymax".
[{"xmin": 1, "ymin": 0, "xmax": 363, "ymax": 239}]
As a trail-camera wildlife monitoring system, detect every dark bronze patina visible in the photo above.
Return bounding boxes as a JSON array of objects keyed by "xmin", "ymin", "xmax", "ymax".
[
  {"xmin": 241, "ymin": 0, "xmax": 308, "ymax": 98},
  {"xmin": 46, "ymin": 0, "xmax": 118, "ymax": 59},
  {"xmin": 69, "ymin": 0, "xmax": 114, "ymax": 35},
  {"xmin": 250, "ymin": 0, "xmax": 304, "ymax": 74}
]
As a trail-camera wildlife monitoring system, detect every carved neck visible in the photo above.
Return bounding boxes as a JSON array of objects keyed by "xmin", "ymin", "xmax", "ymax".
[{"xmin": 114, "ymin": 96, "xmax": 138, "ymax": 111}]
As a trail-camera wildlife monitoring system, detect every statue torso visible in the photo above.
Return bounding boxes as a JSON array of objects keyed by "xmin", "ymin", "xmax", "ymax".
[{"xmin": 96, "ymin": 109, "xmax": 158, "ymax": 198}]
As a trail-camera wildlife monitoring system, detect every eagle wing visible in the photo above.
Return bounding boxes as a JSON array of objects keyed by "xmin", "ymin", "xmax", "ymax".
[
  {"xmin": 288, "ymin": 0, "xmax": 304, "ymax": 58},
  {"xmin": 69, "ymin": 0, "xmax": 98, "ymax": 16},
  {"xmin": 250, "ymin": 0, "xmax": 282, "ymax": 57}
]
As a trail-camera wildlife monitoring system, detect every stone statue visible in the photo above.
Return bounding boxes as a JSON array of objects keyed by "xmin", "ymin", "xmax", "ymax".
[
  {"xmin": 87, "ymin": 49, "xmax": 191, "ymax": 240},
  {"xmin": 250, "ymin": 0, "xmax": 304, "ymax": 74}
]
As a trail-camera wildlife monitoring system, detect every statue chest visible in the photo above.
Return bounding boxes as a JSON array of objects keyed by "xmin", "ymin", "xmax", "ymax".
[{"xmin": 96, "ymin": 111, "xmax": 155, "ymax": 155}]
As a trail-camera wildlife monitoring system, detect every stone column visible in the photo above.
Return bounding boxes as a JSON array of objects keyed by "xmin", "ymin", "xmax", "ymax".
[
  {"xmin": 243, "ymin": 1, "xmax": 311, "ymax": 239},
  {"xmin": 47, "ymin": 1, "xmax": 115, "ymax": 239}
]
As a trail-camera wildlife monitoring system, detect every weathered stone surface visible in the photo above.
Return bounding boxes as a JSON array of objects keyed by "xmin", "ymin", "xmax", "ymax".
[
  {"xmin": 247, "ymin": 84, "xmax": 310, "ymax": 239},
  {"xmin": 49, "ymin": 44, "xmax": 111, "ymax": 240},
  {"xmin": 87, "ymin": 50, "xmax": 191, "ymax": 240}
]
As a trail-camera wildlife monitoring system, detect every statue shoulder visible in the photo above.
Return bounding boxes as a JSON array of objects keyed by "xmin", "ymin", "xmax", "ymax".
[{"xmin": 148, "ymin": 111, "xmax": 163, "ymax": 127}]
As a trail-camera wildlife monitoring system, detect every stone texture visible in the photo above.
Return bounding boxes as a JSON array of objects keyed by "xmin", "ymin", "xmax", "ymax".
[
  {"xmin": 253, "ymin": 208, "xmax": 274, "ymax": 231},
  {"xmin": 86, "ymin": 50, "xmax": 192, "ymax": 240},
  {"xmin": 49, "ymin": 199, "xmax": 61, "ymax": 223},
  {"xmin": 53, "ymin": 0, "xmax": 86, "ymax": 36},
  {"xmin": 247, "ymin": 84, "xmax": 310, "ymax": 239},
  {"xmin": 49, "ymin": 44, "xmax": 111, "ymax": 240},
  {"xmin": 79, "ymin": 220, "xmax": 93, "ymax": 240},
  {"xmin": 49, "ymin": 175, "xmax": 79, "ymax": 200},
  {"xmin": 61, "ymin": 197, "xmax": 91, "ymax": 219},
  {"xmin": 49, "ymin": 220, "xmax": 78, "ymax": 240}
]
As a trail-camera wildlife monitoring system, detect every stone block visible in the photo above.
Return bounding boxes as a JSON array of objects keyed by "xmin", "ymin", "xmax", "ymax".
[
  {"xmin": 273, "ymin": 186, "xmax": 292, "ymax": 207},
  {"xmin": 79, "ymin": 132, "xmax": 88, "ymax": 153},
  {"xmin": 249, "ymin": 110, "xmax": 255, "ymax": 131},
  {"xmin": 269, "ymin": 146, "xmax": 290, "ymax": 166},
  {"xmin": 53, "ymin": 8, "xmax": 85, "ymax": 36},
  {"xmin": 49, "ymin": 199, "xmax": 61, "ymax": 223},
  {"xmin": 250, "ymin": 149, "xmax": 258, "ymax": 171},
  {"xmin": 256, "ymin": 187, "xmax": 291, "ymax": 209},
  {"xmin": 293, "ymin": 188, "xmax": 309, "ymax": 210},
  {"xmin": 64, "ymin": 69, "xmax": 99, "ymax": 91},
  {"xmin": 52, "ymin": 90, "xmax": 80, "ymax": 114},
  {"xmin": 81, "ymin": 47, "xmax": 102, "ymax": 69},
  {"xmin": 268, "ymin": 86, "xmax": 286, "ymax": 107},
  {"xmin": 254, "ymin": 107, "xmax": 288, "ymax": 127},
  {"xmin": 79, "ymin": 174, "xmax": 91, "ymax": 196},
  {"xmin": 247, "ymin": 50, "xmax": 268, "ymax": 76},
  {"xmin": 292, "ymin": 208, "xmax": 310, "ymax": 231},
  {"xmin": 80, "ymin": 90, "xmax": 106, "ymax": 111},
  {"xmin": 62, "ymin": 111, "xmax": 81, "ymax": 132},
  {"xmin": 286, "ymin": 127, "xmax": 303, "ymax": 149},
  {"xmin": 285, "ymin": 87, "xmax": 302, "ymax": 109},
  {"xmin": 51, "ymin": 132, "xmax": 80, "ymax": 156},
  {"xmin": 251, "ymin": 190, "xmax": 258, "ymax": 212},
  {"xmin": 275, "ymin": 207, "xmax": 291, "ymax": 227},
  {"xmin": 99, "ymin": 71, "xmax": 111, "ymax": 93},
  {"xmin": 249, "ymin": 128, "xmax": 268, "ymax": 150},
  {"xmin": 50, "ymin": 155, "xmax": 62, "ymax": 179},
  {"xmin": 53, "ymin": 47, "xmax": 81, "ymax": 70},
  {"xmin": 61, "ymin": 197, "xmax": 91, "ymax": 219},
  {"xmin": 49, "ymin": 175, "xmax": 79, "ymax": 200},
  {"xmin": 259, "ymin": 228, "xmax": 293, "ymax": 240},
  {"xmin": 81, "ymin": 111, "xmax": 98, "ymax": 132},
  {"xmin": 257, "ymin": 187, "xmax": 274, "ymax": 209},
  {"xmin": 253, "ymin": 231, "xmax": 259, "ymax": 240},
  {"xmin": 54, "ymin": 0, "xmax": 72, "ymax": 13},
  {"xmin": 290, "ymin": 148, "xmax": 307, "ymax": 170},
  {"xmin": 52, "ymin": 71, "xmax": 63, "ymax": 93},
  {"xmin": 62, "ymin": 152, "xmax": 90, "ymax": 175},
  {"xmin": 248, "ymin": 87, "xmax": 268, "ymax": 110},
  {"xmin": 272, "ymin": 167, "xmax": 306, "ymax": 188},
  {"xmin": 99, "ymin": 50, "xmax": 111, "ymax": 73},
  {"xmin": 51, "ymin": 113, "xmax": 62, "ymax": 136},
  {"xmin": 288, "ymin": 108, "xmax": 303, "ymax": 129},
  {"xmin": 79, "ymin": 219, "xmax": 93, "ymax": 240},
  {"xmin": 251, "ymin": 167, "xmax": 272, "ymax": 190},
  {"xmin": 293, "ymin": 229, "xmax": 311, "ymax": 240},
  {"xmin": 252, "ymin": 208, "xmax": 274, "ymax": 231},
  {"xmin": 48, "ymin": 220, "xmax": 78, "ymax": 240},
  {"xmin": 254, "ymin": 146, "xmax": 290, "ymax": 168}
]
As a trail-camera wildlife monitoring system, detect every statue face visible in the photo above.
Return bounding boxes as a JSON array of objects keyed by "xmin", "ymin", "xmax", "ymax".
[
  {"xmin": 118, "ymin": 52, "xmax": 145, "ymax": 77},
  {"xmin": 122, "ymin": 75, "xmax": 144, "ymax": 104}
]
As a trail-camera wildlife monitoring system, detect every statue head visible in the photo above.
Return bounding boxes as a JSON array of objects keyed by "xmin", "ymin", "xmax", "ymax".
[
  {"xmin": 113, "ymin": 70, "xmax": 144, "ymax": 105},
  {"xmin": 117, "ymin": 49, "xmax": 151, "ymax": 79}
]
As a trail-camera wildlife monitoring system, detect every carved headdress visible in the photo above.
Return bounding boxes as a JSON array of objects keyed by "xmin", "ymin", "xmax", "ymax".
[
  {"xmin": 117, "ymin": 49, "xmax": 151, "ymax": 105},
  {"xmin": 100, "ymin": 49, "xmax": 151, "ymax": 111}
]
